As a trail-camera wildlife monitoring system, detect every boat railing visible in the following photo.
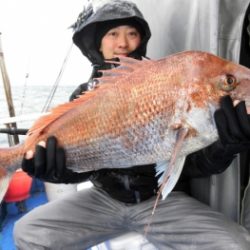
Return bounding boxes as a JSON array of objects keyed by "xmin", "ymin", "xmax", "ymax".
[{"xmin": 0, "ymin": 113, "xmax": 49, "ymax": 147}]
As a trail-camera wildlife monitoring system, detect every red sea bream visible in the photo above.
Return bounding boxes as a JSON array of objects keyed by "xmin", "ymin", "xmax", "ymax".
[{"xmin": 1, "ymin": 51, "xmax": 250, "ymax": 203}]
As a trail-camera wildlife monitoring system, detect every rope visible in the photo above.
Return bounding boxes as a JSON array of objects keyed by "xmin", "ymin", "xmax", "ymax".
[{"xmin": 19, "ymin": 72, "xmax": 29, "ymax": 115}]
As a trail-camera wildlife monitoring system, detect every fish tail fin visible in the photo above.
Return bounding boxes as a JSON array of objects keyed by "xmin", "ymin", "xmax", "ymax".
[{"xmin": 0, "ymin": 145, "xmax": 24, "ymax": 202}]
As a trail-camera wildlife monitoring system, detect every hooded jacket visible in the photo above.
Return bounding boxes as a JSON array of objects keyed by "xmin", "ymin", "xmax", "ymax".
[
  {"xmin": 72, "ymin": 0, "xmax": 151, "ymax": 66},
  {"xmin": 69, "ymin": 0, "xmax": 234, "ymax": 204}
]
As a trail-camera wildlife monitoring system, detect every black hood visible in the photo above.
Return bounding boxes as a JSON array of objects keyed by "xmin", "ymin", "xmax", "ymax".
[{"xmin": 72, "ymin": 0, "xmax": 151, "ymax": 65}]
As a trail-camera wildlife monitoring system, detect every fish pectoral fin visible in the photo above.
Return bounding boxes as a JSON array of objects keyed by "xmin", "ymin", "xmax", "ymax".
[
  {"xmin": 155, "ymin": 157, "xmax": 186, "ymax": 200},
  {"xmin": 154, "ymin": 127, "xmax": 189, "ymax": 207},
  {"xmin": 145, "ymin": 157, "xmax": 186, "ymax": 234}
]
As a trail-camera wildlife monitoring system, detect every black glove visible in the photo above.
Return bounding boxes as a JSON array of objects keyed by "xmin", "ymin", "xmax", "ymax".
[
  {"xmin": 184, "ymin": 96, "xmax": 250, "ymax": 177},
  {"xmin": 210, "ymin": 96, "xmax": 250, "ymax": 155},
  {"xmin": 201, "ymin": 95, "xmax": 250, "ymax": 174},
  {"xmin": 22, "ymin": 136, "xmax": 91, "ymax": 183}
]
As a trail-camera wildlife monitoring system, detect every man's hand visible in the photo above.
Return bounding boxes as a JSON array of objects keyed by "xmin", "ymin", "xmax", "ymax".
[
  {"xmin": 211, "ymin": 95, "xmax": 250, "ymax": 157},
  {"xmin": 22, "ymin": 136, "xmax": 91, "ymax": 183},
  {"xmin": 184, "ymin": 95, "xmax": 250, "ymax": 177}
]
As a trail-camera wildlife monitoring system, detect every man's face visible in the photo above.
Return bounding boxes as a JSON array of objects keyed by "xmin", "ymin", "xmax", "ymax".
[{"xmin": 99, "ymin": 25, "xmax": 141, "ymax": 59}]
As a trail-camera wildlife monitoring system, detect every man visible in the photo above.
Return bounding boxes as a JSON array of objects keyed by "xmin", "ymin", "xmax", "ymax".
[{"xmin": 14, "ymin": 1, "xmax": 250, "ymax": 249}]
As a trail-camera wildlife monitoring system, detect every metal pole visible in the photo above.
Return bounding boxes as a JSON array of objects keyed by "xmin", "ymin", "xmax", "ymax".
[{"xmin": 0, "ymin": 32, "xmax": 19, "ymax": 145}]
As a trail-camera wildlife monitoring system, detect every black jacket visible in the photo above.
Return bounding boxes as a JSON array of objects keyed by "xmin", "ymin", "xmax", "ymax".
[{"xmin": 69, "ymin": 1, "xmax": 234, "ymax": 203}]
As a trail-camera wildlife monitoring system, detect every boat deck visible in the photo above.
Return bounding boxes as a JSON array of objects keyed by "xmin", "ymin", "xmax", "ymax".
[
  {"xmin": 1, "ymin": 180, "xmax": 47, "ymax": 250},
  {"xmin": 1, "ymin": 180, "xmax": 156, "ymax": 250}
]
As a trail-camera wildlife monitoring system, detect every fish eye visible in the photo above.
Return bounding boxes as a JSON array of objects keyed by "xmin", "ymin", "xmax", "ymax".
[
  {"xmin": 225, "ymin": 74, "xmax": 236, "ymax": 85},
  {"xmin": 218, "ymin": 74, "xmax": 237, "ymax": 92}
]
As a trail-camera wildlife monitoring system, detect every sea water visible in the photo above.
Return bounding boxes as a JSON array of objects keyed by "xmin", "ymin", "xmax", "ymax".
[{"xmin": 0, "ymin": 84, "xmax": 76, "ymax": 146}]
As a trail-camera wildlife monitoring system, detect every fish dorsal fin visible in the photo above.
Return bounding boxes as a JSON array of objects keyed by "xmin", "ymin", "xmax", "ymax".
[
  {"xmin": 25, "ymin": 57, "xmax": 152, "ymax": 150},
  {"xmin": 98, "ymin": 57, "xmax": 153, "ymax": 84}
]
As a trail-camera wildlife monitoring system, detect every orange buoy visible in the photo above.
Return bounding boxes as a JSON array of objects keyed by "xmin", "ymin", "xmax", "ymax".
[{"xmin": 4, "ymin": 169, "xmax": 32, "ymax": 203}]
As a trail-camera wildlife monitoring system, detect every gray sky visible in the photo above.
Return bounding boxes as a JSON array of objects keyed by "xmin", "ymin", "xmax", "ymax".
[{"xmin": 0, "ymin": 0, "xmax": 92, "ymax": 86}]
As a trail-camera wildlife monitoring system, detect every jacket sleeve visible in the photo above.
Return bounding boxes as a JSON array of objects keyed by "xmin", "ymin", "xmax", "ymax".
[
  {"xmin": 64, "ymin": 171, "xmax": 94, "ymax": 184},
  {"xmin": 181, "ymin": 144, "xmax": 235, "ymax": 179}
]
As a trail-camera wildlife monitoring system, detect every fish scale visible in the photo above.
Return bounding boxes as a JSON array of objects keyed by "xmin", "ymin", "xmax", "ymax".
[{"xmin": 1, "ymin": 50, "xmax": 250, "ymax": 203}]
